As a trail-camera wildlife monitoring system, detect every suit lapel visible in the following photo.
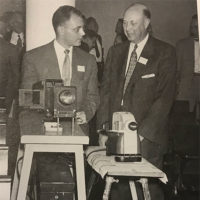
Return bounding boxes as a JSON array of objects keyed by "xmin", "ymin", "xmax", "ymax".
[
  {"xmin": 127, "ymin": 36, "xmax": 155, "ymax": 87},
  {"xmin": 71, "ymin": 47, "xmax": 79, "ymax": 86},
  {"xmin": 118, "ymin": 42, "xmax": 130, "ymax": 86},
  {"xmin": 43, "ymin": 41, "xmax": 61, "ymax": 79}
]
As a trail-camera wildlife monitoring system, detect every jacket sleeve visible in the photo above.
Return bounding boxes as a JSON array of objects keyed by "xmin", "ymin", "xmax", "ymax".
[
  {"xmin": 5, "ymin": 47, "xmax": 20, "ymax": 114},
  {"xmin": 83, "ymin": 56, "xmax": 100, "ymax": 122},
  {"xmin": 97, "ymin": 47, "xmax": 113, "ymax": 129},
  {"xmin": 20, "ymin": 53, "xmax": 39, "ymax": 89}
]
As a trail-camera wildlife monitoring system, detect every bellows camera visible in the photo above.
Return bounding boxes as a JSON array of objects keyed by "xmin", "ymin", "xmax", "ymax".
[{"xmin": 19, "ymin": 79, "xmax": 76, "ymax": 118}]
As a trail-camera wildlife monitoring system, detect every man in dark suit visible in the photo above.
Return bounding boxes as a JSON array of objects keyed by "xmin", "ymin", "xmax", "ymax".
[
  {"xmin": 0, "ymin": 17, "xmax": 20, "ymax": 178},
  {"xmin": 4, "ymin": 11, "xmax": 25, "ymax": 50},
  {"xmin": 20, "ymin": 6, "xmax": 99, "ymax": 134},
  {"xmin": 98, "ymin": 3, "xmax": 176, "ymax": 199},
  {"xmin": 0, "ymin": 18, "xmax": 20, "ymax": 113},
  {"xmin": 176, "ymin": 14, "xmax": 200, "ymax": 119},
  {"xmin": 4, "ymin": 11, "xmax": 25, "ymax": 72}
]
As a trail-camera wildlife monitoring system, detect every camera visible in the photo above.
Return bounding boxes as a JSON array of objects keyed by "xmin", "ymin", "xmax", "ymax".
[{"xmin": 19, "ymin": 79, "xmax": 77, "ymax": 119}]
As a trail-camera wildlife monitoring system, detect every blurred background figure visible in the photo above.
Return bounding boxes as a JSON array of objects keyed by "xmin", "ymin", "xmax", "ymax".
[
  {"xmin": 176, "ymin": 14, "xmax": 200, "ymax": 120},
  {"xmin": 85, "ymin": 17, "xmax": 104, "ymax": 83},
  {"xmin": 0, "ymin": 15, "xmax": 20, "ymax": 180},
  {"xmin": 113, "ymin": 18, "xmax": 127, "ymax": 45},
  {"xmin": 80, "ymin": 29, "xmax": 97, "ymax": 53},
  {"xmin": 4, "ymin": 11, "xmax": 25, "ymax": 49},
  {"xmin": 4, "ymin": 11, "xmax": 25, "ymax": 71}
]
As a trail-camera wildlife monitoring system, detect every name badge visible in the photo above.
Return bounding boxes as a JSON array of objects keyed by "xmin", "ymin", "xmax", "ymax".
[
  {"xmin": 138, "ymin": 57, "xmax": 148, "ymax": 65},
  {"xmin": 77, "ymin": 65, "xmax": 85, "ymax": 72}
]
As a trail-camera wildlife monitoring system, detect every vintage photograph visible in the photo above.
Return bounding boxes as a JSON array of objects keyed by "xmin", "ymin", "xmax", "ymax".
[{"xmin": 0, "ymin": 0, "xmax": 199, "ymax": 200}]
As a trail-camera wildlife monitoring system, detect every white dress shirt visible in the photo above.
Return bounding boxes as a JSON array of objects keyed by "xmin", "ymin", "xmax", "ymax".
[
  {"xmin": 10, "ymin": 31, "xmax": 24, "ymax": 46},
  {"xmin": 54, "ymin": 40, "xmax": 73, "ymax": 83},
  {"xmin": 125, "ymin": 34, "xmax": 149, "ymax": 74},
  {"xmin": 194, "ymin": 40, "xmax": 200, "ymax": 73}
]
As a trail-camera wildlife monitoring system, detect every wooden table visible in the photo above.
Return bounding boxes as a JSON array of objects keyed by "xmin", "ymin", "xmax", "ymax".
[
  {"xmin": 86, "ymin": 146, "xmax": 167, "ymax": 200},
  {"xmin": 11, "ymin": 110, "xmax": 89, "ymax": 200}
]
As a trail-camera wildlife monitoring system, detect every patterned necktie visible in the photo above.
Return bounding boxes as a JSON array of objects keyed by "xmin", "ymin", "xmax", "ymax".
[
  {"xmin": 62, "ymin": 49, "xmax": 71, "ymax": 86},
  {"xmin": 17, "ymin": 34, "xmax": 23, "ymax": 48},
  {"xmin": 123, "ymin": 44, "xmax": 138, "ymax": 94}
]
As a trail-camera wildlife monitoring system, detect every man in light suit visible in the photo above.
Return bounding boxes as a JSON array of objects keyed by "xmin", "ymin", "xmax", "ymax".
[
  {"xmin": 176, "ymin": 14, "xmax": 200, "ymax": 119},
  {"xmin": 20, "ymin": 6, "xmax": 99, "ymax": 134},
  {"xmin": 98, "ymin": 3, "xmax": 176, "ymax": 199}
]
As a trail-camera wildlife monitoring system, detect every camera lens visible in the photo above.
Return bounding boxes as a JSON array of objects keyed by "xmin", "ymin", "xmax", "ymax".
[{"xmin": 59, "ymin": 90, "xmax": 75, "ymax": 105}]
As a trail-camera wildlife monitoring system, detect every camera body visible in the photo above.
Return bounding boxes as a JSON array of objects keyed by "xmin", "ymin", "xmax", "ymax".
[{"xmin": 19, "ymin": 79, "xmax": 76, "ymax": 118}]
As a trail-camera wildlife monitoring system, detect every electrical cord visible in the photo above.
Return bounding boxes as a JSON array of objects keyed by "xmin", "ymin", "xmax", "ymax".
[{"xmin": 16, "ymin": 156, "xmax": 23, "ymax": 179}]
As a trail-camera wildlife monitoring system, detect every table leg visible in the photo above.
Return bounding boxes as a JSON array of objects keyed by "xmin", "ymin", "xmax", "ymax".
[
  {"xmin": 138, "ymin": 178, "xmax": 151, "ymax": 200},
  {"xmin": 86, "ymin": 170, "xmax": 97, "ymax": 200},
  {"xmin": 103, "ymin": 176, "xmax": 119, "ymax": 200},
  {"xmin": 75, "ymin": 145, "xmax": 86, "ymax": 200},
  {"xmin": 129, "ymin": 180, "xmax": 138, "ymax": 200},
  {"xmin": 10, "ymin": 144, "xmax": 24, "ymax": 200},
  {"xmin": 17, "ymin": 144, "xmax": 34, "ymax": 200}
]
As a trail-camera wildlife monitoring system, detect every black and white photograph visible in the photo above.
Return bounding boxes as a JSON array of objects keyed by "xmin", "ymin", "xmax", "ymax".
[{"xmin": 0, "ymin": 0, "xmax": 199, "ymax": 200}]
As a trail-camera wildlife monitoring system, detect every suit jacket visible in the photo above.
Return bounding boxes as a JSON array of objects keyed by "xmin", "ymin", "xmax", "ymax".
[
  {"xmin": 176, "ymin": 37, "xmax": 198, "ymax": 111},
  {"xmin": 98, "ymin": 36, "xmax": 176, "ymax": 146},
  {"xmin": 20, "ymin": 41, "xmax": 100, "ymax": 134},
  {"xmin": 0, "ymin": 38, "xmax": 20, "ymax": 113}
]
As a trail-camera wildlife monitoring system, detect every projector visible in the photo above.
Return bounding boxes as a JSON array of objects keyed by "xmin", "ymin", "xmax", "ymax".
[
  {"xmin": 106, "ymin": 112, "xmax": 142, "ymax": 162},
  {"xmin": 19, "ymin": 79, "xmax": 76, "ymax": 119}
]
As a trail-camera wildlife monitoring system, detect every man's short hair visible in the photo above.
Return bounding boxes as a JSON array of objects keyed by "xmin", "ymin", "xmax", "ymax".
[
  {"xmin": 125, "ymin": 3, "xmax": 151, "ymax": 19},
  {"xmin": 143, "ymin": 8, "xmax": 151, "ymax": 19},
  {"xmin": 52, "ymin": 6, "xmax": 84, "ymax": 33}
]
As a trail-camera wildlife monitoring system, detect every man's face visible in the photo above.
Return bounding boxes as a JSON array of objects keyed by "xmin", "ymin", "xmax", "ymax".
[
  {"xmin": 10, "ymin": 13, "xmax": 24, "ymax": 33},
  {"xmin": 59, "ymin": 13, "xmax": 85, "ymax": 48},
  {"xmin": 87, "ymin": 21, "xmax": 98, "ymax": 33},
  {"xmin": 190, "ymin": 18, "xmax": 199, "ymax": 39},
  {"xmin": 123, "ymin": 7, "xmax": 150, "ymax": 43}
]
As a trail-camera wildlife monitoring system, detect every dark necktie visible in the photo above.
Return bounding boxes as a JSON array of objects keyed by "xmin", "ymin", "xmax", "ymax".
[
  {"xmin": 123, "ymin": 44, "xmax": 138, "ymax": 95},
  {"xmin": 17, "ymin": 34, "xmax": 23, "ymax": 48},
  {"xmin": 62, "ymin": 49, "xmax": 71, "ymax": 86},
  {"xmin": 95, "ymin": 40, "xmax": 100, "ymax": 58}
]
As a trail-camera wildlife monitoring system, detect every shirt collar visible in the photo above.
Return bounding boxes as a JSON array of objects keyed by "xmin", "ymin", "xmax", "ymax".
[
  {"xmin": 129, "ymin": 33, "xmax": 149, "ymax": 51},
  {"xmin": 12, "ymin": 31, "xmax": 24, "ymax": 38},
  {"xmin": 54, "ymin": 39, "xmax": 73, "ymax": 54}
]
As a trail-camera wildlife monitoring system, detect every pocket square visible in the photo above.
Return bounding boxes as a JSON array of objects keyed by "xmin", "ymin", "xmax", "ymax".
[
  {"xmin": 77, "ymin": 65, "xmax": 85, "ymax": 72},
  {"xmin": 141, "ymin": 73, "xmax": 155, "ymax": 78}
]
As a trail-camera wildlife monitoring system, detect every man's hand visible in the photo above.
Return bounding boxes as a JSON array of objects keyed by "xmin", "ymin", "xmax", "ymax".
[
  {"xmin": 76, "ymin": 111, "xmax": 87, "ymax": 124},
  {"xmin": 98, "ymin": 134, "xmax": 108, "ymax": 146}
]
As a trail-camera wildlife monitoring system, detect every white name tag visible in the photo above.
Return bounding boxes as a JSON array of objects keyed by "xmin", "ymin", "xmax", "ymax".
[
  {"xmin": 141, "ymin": 73, "xmax": 155, "ymax": 78},
  {"xmin": 138, "ymin": 57, "xmax": 148, "ymax": 65},
  {"xmin": 77, "ymin": 65, "xmax": 85, "ymax": 72}
]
